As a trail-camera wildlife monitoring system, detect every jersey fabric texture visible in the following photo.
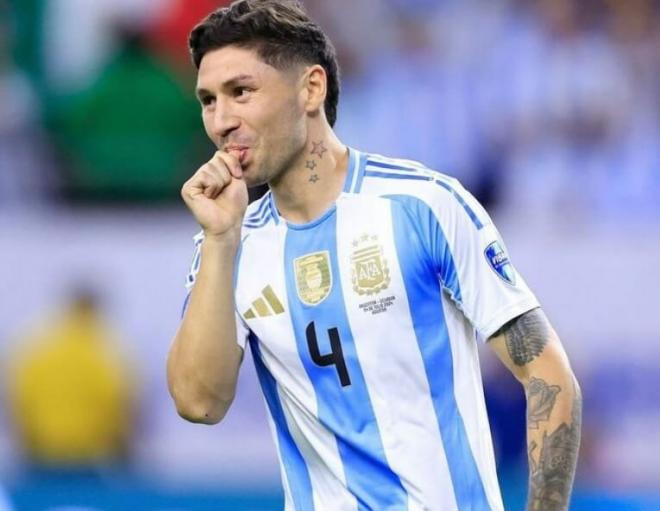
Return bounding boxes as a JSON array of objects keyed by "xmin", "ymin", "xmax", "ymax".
[{"xmin": 184, "ymin": 148, "xmax": 539, "ymax": 511}]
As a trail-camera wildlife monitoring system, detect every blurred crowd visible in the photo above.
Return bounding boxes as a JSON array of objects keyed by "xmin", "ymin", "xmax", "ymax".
[
  {"xmin": 329, "ymin": 0, "xmax": 660, "ymax": 220},
  {"xmin": 1, "ymin": 0, "xmax": 660, "ymax": 509},
  {"xmin": 2, "ymin": 0, "xmax": 660, "ymax": 219}
]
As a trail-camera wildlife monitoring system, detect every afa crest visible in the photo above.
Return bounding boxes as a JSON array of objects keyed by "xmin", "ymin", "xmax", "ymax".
[
  {"xmin": 294, "ymin": 251, "xmax": 333, "ymax": 306},
  {"xmin": 351, "ymin": 234, "xmax": 391, "ymax": 296}
]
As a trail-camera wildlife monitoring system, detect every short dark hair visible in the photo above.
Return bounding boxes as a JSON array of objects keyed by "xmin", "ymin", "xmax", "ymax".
[{"xmin": 189, "ymin": 0, "xmax": 340, "ymax": 127}]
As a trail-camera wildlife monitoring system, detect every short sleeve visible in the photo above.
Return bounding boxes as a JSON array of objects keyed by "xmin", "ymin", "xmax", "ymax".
[
  {"xmin": 181, "ymin": 231, "xmax": 250, "ymax": 350},
  {"xmin": 412, "ymin": 178, "xmax": 540, "ymax": 339}
]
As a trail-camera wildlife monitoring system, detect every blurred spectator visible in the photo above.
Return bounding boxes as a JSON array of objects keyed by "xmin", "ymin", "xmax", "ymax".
[
  {"xmin": 479, "ymin": 0, "xmax": 634, "ymax": 220},
  {"xmin": 483, "ymin": 363, "xmax": 527, "ymax": 476},
  {"xmin": 599, "ymin": 0, "xmax": 660, "ymax": 217},
  {"xmin": 49, "ymin": 30, "xmax": 209, "ymax": 202},
  {"xmin": 5, "ymin": 287, "xmax": 135, "ymax": 470},
  {"xmin": 42, "ymin": 0, "xmax": 167, "ymax": 94},
  {"xmin": 336, "ymin": 7, "xmax": 492, "ymax": 200},
  {"xmin": 0, "ymin": 0, "xmax": 57, "ymax": 210}
]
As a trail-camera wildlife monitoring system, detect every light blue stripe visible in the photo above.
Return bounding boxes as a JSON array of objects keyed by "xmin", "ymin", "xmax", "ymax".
[
  {"xmin": 388, "ymin": 196, "xmax": 490, "ymax": 510},
  {"xmin": 386, "ymin": 195, "xmax": 462, "ymax": 303},
  {"xmin": 342, "ymin": 147, "xmax": 359, "ymax": 193},
  {"xmin": 192, "ymin": 250, "xmax": 201, "ymax": 272},
  {"xmin": 233, "ymin": 235, "xmax": 246, "ymax": 295},
  {"xmin": 181, "ymin": 292, "xmax": 191, "ymax": 319},
  {"xmin": 268, "ymin": 192, "xmax": 280, "ymax": 225},
  {"xmin": 433, "ymin": 180, "xmax": 484, "ymax": 230},
  {"xmin": 367, "ymin": 158, "xmax": 453, "ymax": 184},
  {"xmin": 364, "ymin": 170, "xmax": 432, "ymax": 182},
  {"xmin": 250, "ymin": 335, "xmax": 314, "ymax": 511},
  {"xmin": 247, "ymin": 194, "xmax": 271, "ymax": 221},
  {"xmin": 366, "ymin": 159, "xmax": 420, "ymax": 172},
  {"xmin": 366, "ymin": 157, "xmax": 485, "ymax": 230},
  {"xmin": 353, "ymin": 152, "xmax": 368, "ymax": 193},
  {"xmin": 244, "ymin": 219, "xmax": 270, "ymax": 229},
  {"xmin": 245, "ymin": 208, "xmax": 271, "ymax": 227},
  {"xmin": 283, "ymin": 211, "xmax": 408, "ymax": 511}
]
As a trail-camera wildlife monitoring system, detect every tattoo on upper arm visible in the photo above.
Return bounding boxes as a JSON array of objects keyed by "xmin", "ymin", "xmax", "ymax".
[
  {"xmin": 527, "ymin": 377, "xmax": 561, "ymax": 429},
  {"xmin": 496, "ymin": 308, "xmax": 550, "ymax": 366},
  {"xmin": 528, "ymin": 385, "xmax": 582, "ymax": 511}
]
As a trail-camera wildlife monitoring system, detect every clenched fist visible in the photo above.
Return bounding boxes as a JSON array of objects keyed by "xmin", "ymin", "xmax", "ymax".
[{"xmin": 181, "ymin": 151, "xmax": 249, "ymax": 241}]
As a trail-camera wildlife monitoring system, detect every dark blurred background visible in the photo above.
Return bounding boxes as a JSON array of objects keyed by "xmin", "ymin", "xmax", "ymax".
[{"xmin": 1, "ymin": 0, "xmax": 659, "ymax": 509}]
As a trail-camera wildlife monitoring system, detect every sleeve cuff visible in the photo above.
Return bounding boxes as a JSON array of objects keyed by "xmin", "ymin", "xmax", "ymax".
[{"xmin": 479, "ymin": 297, "xmax": 541, "ymax": 341}]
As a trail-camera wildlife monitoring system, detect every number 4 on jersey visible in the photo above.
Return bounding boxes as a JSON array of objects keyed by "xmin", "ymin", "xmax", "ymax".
[{"xmin": 305, "ymin": 321, "xmax": 351, "ymax": 387}]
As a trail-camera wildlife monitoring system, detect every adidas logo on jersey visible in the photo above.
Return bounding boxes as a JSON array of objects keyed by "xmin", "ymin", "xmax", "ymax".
[{"xmin": 244, "ymin": 285, "xmax": 286, "ymax": 319}]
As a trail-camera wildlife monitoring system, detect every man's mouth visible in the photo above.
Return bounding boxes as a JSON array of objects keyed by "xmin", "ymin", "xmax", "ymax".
[{"xmin": 225, "ymin": 145, "xmax": 250, "ymax": 164}]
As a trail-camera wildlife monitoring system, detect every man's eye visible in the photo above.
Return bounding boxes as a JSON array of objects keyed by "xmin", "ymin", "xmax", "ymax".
[
  {"xmin": 201, "ymin": 95, "xmax": 215, "ymax": 106},
  {"xmin": 234, "ymin": 86, "xmax": 252, "ymax": 98}
]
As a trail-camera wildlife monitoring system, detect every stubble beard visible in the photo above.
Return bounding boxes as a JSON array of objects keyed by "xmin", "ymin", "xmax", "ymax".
[{"xmin": 253, "ymin": 134, "xmax": 307, "ymax": 189}]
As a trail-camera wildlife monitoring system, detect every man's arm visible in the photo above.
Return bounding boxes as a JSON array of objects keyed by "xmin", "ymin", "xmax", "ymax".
[
  {"xmin": 167, "ymin": 151, "xmax": 248, "ymax": 425},
  {"xmin": 167, "ymin": 236, "xmax": 244, "ymax": 424},
  {"xmin": 488, "ymin": 307, "xmax": 582, "ymax": 511}
]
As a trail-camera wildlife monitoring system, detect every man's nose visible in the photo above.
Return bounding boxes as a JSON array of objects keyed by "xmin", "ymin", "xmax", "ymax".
[{"xmin": 212, "ymin": 100, "xmax": 240, "ymax": 139}]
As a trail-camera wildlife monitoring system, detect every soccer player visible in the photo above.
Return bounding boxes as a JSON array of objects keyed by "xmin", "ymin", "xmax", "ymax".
[{"xmin": 166, "ymin": 1, "xmax": 582, "ymax": 510}]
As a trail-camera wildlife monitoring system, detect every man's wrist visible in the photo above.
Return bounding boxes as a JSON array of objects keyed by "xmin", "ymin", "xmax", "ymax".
[{"xmin": 202, "ymin": 229, "xmax": 242, "ymax": 251}]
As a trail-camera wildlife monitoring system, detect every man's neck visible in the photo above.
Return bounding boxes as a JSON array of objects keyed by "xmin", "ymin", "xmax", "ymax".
[{"xmin": 270, "ymin": 128, "xmax": 348, "ymax": 225}]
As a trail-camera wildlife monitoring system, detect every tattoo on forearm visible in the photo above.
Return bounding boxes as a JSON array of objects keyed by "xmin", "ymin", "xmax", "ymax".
[
  {"xmin": 310, "ymin": 140, "xmax": 327, "ymax": 158},
  {"xmin": 527, "ymin": 377, "xmax": 561, "ymax": 429},
  {"xmin": 499, "ymin": 308, "xmax": 549, "ymax": 366},
  {"xmin": 527, "ymin": 383, "xmax": 582, "ymax": 511}
]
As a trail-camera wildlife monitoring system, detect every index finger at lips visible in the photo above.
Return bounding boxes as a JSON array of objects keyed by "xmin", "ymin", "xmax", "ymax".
[
  {"xmin": 205, "ymin": 160, "xmax": 232, "ymax": 189},
  {"xmin": 214, "ymin": 150, "xmax": 243, "ymax": 179}
]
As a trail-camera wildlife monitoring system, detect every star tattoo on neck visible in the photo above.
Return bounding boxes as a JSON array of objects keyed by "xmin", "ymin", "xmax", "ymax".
[
  {"xmin": 310, "ymin": 141, "xmax": 327, "ymax": 159},
  {"xmin": 306, "ymin": 160, "xmax": 317, "ymax": 171},
  {"xmin": 309, "ymin": 174, "xmax": 320, "ymax": 183}
]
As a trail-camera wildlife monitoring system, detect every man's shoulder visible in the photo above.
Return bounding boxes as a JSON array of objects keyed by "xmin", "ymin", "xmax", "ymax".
[
  {"xmin": 354, "ymin": 150, "xmax": 488, "ymax": 230},
  {"xmin": 242, "ymin": 190, "xmax": 279, "ymax": 231},
  {"xmin": 355, "ymin": 151, "xmax": 460, "ymax": 203},
  {"xmin": 362, "ymin": 152, "xmax": 456, "ymax": 180}
]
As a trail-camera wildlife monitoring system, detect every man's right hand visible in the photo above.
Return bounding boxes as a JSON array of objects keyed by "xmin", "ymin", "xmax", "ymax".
[{"xmin": 181, "ymin": 151, "xmax": 249, "ymax": 240}]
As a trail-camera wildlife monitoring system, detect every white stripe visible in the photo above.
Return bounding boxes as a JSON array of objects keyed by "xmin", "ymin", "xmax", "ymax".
[
  {"xmin": 279, "ymin": 389, "xmax": 358, "ymax": 511},
  {"xmin": 442, "ymin": 293, "xmax": 504, "ymax": 511},
  {"xmin": 237, "ymin": 226, "xmax": 356, "ymax": 510},
  {"xmin": 367, "ymin": 154, "xmax": 457, "ymax": 184},
  {"xmin": 262, "ymin": 402, "xmax": 296, "ymax": 511},
  {"xmin": 367, "ymin": 153, "xmax": 427, "ymax": 170},
  {"xmin": 336, "ymin": 196, "xmax": 458, "ymax": 511}
]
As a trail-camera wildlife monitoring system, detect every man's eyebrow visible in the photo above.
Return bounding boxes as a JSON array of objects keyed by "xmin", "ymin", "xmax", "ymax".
[
  {"xmin": 195, "ymin": 87, "xmax": 212, "ymax": 100},
  {"xmin": 196, "ymin": 74, "xmax": 258, "ymax": 98}
]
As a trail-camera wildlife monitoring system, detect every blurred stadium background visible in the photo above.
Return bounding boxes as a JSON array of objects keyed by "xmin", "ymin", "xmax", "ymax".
[{"xmin": 1, "ymin": 0, "xmax": 660, "ymax": 509}]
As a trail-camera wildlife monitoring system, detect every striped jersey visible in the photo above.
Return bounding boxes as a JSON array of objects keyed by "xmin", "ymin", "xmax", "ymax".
[{"xmin": 184, "ymin": 148, "xmax": 539, "ymax": 511}]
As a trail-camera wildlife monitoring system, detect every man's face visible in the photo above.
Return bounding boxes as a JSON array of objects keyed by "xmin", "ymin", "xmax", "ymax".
[{"xmin": 196, "ymin": 45, "xmax": 308, "ymax": 187}]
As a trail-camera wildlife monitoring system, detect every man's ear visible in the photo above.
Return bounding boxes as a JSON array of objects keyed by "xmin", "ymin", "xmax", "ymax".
[{"xmin": 302, "ymin": 64, "xmax": 327, "ymax": 117}]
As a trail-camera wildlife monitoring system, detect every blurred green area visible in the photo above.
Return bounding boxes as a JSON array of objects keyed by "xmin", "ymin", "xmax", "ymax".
[
  {"xmin": 8, "ymin": 0, "xmax": 212, "ymax": 203},
  {"xmin": 49, "ymin": 39, "xmax": 211, "ymax": 202}
]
